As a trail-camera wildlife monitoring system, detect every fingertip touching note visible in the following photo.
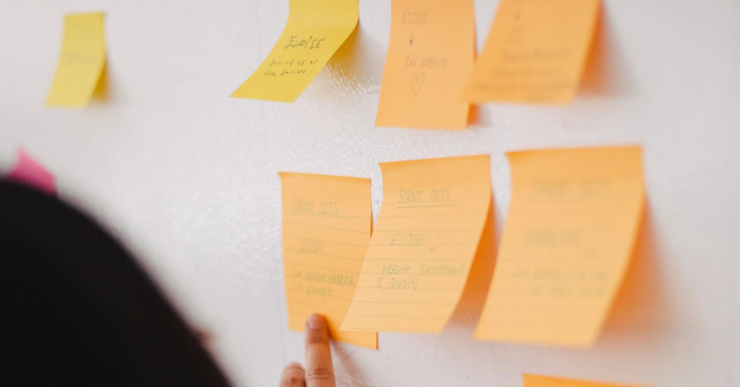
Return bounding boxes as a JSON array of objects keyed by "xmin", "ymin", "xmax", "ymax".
[
  {"xmin": 474, "ymin": 146, "xmax": 645, "ymax": 347},
  {"xmin": 280, "ymin": 172, "xmax": 377, "ymax": 349},
  {"xmin": 46, "ymin": 13, "xmax": 106, "ymax": 108},
  {"xmin": 342, "ymin": 155, "xmax": 492, "ymax": 333},
  {"xmin": 462, "ymin": 0, "xmax": 600, "ymax": 104},
  {"xmin": 375, "ymin": 0, "xmax": 475, "ymax": 130},
  {"xmin": 231, "ymin": 0, "xmax": 359, "ymax": 102}
]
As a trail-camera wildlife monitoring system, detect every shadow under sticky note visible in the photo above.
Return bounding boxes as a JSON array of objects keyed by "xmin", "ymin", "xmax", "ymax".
[
  {"xmin": 231, "ymin": 0, "xmax": 359, "ymax": 103},
  {"xmin": 279, "ymin": 172, "xmax": 377, "ymax": 349},
  {"xmin": 375, "ymin": 0, "xmax": 475, "ymax": 130},
  {"xmin": 474, "ymin": 146, "xmax": 645, "ymax": 347},
  {"xmin": 523, "ymin": 374, "xmax": 651, "ymax": 387},
  {"xmin": 462, "ymin": 0, "xmax": 600, "ymax": 104},
  {"xmin": 342, "ymin": 155, "xmax": 492, "ymax": 334},
  {"xmin": 6, "ymin": 149, "xmax": 57, "ymax": 195},
  {"xmin": 46, "ymin": 13, "xmax": 106, "ymax": 108}
]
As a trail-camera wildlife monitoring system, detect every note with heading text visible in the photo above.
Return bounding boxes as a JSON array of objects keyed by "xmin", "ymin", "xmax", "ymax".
[
  {"xmin": 474, "ymin": 146, "xmax": 644, "ymax": 347},
  {"xmin": 280, "ymin": 172, "xmax": 377, "ymax": 349},
  {"xmin": 231, "ymin": 0, "xmax": 359, "ymax": 102},
  {"xmin": 375, "ymin": 0, "xmax": 475, "ymax": 130},
  {"xmin": 342, "ymin": 155, "xmax": 491, "ymax": 333}
]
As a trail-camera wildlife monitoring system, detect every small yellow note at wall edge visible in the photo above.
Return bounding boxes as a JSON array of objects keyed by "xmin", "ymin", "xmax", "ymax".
[
  {"xmin": 46, "ymin": 13, "xmax": 106, "ymax": 108},
  {"xmin": 523, "ymin": 373, "xmax": 652, "ymax": 387},
  {"xmin": 231, "ymin": 0, "xmax": 359, "ymax": 103}
]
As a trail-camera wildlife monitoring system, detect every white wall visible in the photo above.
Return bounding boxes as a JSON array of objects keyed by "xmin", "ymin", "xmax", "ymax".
[{"xmin": 1, "ymin": 0, "xmax": 739, "ymax": 386}]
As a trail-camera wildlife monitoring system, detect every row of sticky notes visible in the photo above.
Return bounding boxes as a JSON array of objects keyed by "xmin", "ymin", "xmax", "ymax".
[
  {"xmin": 279, "ymin": 146, "xmax": 645, "ymax": 350},
  {"xmin": 48, "ymin": 0, "xmax": 600, "ymax": 130}
]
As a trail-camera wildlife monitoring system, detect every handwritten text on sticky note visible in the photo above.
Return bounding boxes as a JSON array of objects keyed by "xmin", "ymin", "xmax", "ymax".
[
  {"xmin": 231, "ymin": 0, "xmax": 359, "ymax": 102},
  {"xmin": 342, "ymin": 156, "xmax": 491, "ymax": 333},
  {"xmin": 474, "ymin": 146, "xmax": 644, "ymax": 347},
  {"xmin": 375, "ymin": 0, "xmax": 475, "ymax": 130},
  {"xmin": 462, "ymin": 0, "xmax": 600, "ymax": 104},
  {"xmin": 47, "ymin": 13, "xmax": 106, "ymax": 107},
  {"xmin": 280, "ymin": 172, "xmax": 377, "ymax": 349}
]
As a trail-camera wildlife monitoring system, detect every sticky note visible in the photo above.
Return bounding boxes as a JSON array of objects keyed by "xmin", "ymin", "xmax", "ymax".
[
  {"xmin": 342, "ymin": 156, "xmax": 491, "ymax": 333},
  {"xmin": 280, "ymin": 172, "xmax": 377, "ymax": 349},
  {"xmin": 231, "ymin": 0, "xmax": 359, "ymax": 102},
  {"xmin": 375, "ymin": 0, "xmax": 475, "ymax": 130},
  {"xmin": 6, "ymin": 149, "xmax": 57, "ymax": 195},
  {"xmin": 523, "ymin": 374, "xmax": 651, "ymax": 387},
  {"xmin": 474, "ymin": 146, "xmax": 644, "ymax": 347},
  {"xmin": 461, "ymin": 0, "xmax": 600, "ymax": 104},
  {"xmin": 47, "ymin": 13, "xmax": 106, "ymax": 107}
]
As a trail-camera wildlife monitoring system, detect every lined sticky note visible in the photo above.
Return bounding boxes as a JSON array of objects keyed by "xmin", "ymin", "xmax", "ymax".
[
  {"xmin": 342, "ymin": 156, "xmax": 491, "ymax": 333},
  {"xmin": 474, "ymin": 146, "xmax": 644, "ymax": 347},
  {"xmin": 280, "ymin": 172, "xmax": 377, "ymax": 349},
  {"xmin": 375, "ymin": 0, "xmax": 475, "ymax": 130},
  {"xmin": 6, "ymin": 149, "xmax": 57, "ymax": 195},
  {"xmin": 523, "ymin": 374, "xmax": 651, "ymax": 387},
  {"xmin": 47, "ymin": 13, "xmax": 106, "ymax": 107},
  {"xmin": 231, "ymin": 0, "xmax": 359, "ymax": 102},
  {"xmin": 461, "ymin": 0, "xmax": 600, "ymax": 104}
]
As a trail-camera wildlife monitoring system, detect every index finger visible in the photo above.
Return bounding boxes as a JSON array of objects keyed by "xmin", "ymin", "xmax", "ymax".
[{"xmin": 304, "ymin": 314, "xmax": 335, "ymax": 387}]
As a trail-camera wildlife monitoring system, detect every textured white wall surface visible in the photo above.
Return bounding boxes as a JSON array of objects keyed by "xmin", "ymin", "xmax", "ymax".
[{"xmin": 1, "ymin": 1, "xmax": 740, "ymax": 386}]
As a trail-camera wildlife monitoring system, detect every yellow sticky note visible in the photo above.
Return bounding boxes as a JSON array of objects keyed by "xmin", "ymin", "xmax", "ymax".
[
  {"xmin": 342, "ymin": 156, "xmax": 491, "ymax": 333},
  {"xmin": 280, "ymin": 172, "xmax": 377, "ymax": 349},
  {"xmin": 231, "ymin": 0, "xmax": 359, "ymax": 102},
  {"xmin": 523, "ymin": 374, "xmax": 651, "ymax": 387},
  {"xmin": 375, "ymin": 0, "xmax": 475, "ymax": 130},
  {"xmin": 461, "ymin": 0, "xmax": 600, "ymax": 104},
  {"xmin": 474, "ymin": 146, "xmax": 644, "ymax": 347},
  {"xmin": 47, "ymin": 13, "xmax": 106, "ymax": 107}
]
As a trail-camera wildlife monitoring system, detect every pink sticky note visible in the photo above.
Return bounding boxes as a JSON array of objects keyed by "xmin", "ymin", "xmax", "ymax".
[{"xmin": 6, "ymin": 149, "xmax": 57, "ymax": 195}]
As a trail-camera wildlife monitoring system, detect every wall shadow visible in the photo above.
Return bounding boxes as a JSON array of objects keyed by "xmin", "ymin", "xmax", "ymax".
[
  {"xmin": 445, "ymin": 197, "xmax": 498, "ymax": 331},
  {"xmin": 324, "ymin": 23, "xmax": 386, "ymax": 94},
  {"xmin": 578, "ymin": 3, "xmax": 639, "ymax": 98},
  {"xmin": 601, "ymin": 203, "xmax": 671, "ymax": 336},
  {"xmin": 332, "ymin": 342, "xmax": 372, "ymax": 387}
]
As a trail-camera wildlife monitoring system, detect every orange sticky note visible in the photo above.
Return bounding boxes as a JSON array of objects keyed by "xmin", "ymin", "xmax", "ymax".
[
  {"xmin": 523, "ymin": 374, "xmax": 651, "ymax": 387},
  {"xmin": 280, "ymin": 172, "xmax": 377, "ymax": 349},
  {"xmin": 474, "ymin": 146, "xmax": 644, "ymax": 347},
  {"xmin": 462, "ymin": 0, "xmax": 600, "ymax": 104},
  {"xmin": 375, "ymin": 0, "xmax": 475, "ymax": 130},
  {"xmin": 342, "ymin": 156, "xmax": 491, "ymax": 333}
]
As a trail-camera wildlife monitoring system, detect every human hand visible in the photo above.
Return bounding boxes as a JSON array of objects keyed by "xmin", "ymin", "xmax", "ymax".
[{"xmin": 279, "ymin": 314, "xmax": 335, "ymax": 387}]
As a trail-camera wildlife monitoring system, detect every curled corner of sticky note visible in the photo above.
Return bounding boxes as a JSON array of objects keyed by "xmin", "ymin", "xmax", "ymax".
[{"xmin": 6, "ymin": 149, "xmax": 57, "ymax": 195}]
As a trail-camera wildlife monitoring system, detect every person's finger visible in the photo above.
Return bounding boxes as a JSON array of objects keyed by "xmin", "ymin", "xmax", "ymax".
[
  {"xmin": 304, "ymin": 314, "xmax": 335, "ymax": 387},
  {"xmin": 279, "ymin": 362, "xmax": 306, "ymax": 387}
]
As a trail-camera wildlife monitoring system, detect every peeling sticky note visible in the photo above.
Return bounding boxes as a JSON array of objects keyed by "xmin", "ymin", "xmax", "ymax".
[
  {"xmin": 523, "ymin": 374, "xmax": 651, "ymax": 387},
  {"xmin": 462, "ymin": 0, "xmax": 600, "ymax": 104},
  {"xmin": 375, "ymin": 0, "xmax": 475, "ymax": 130},
  {"xmin": 47, "ymin": 13, "xmax": 106, "ymax": 107},
  {"xmin": 6, "ymin": 149, "xmax": 57, "ymax": 195},
  {"xmin": 231, "ymin": 0, "xmax": 359, "ymax": 102},
  {"xmin": 474, "ymin": 146, "xmax": 644, "ymax": 347},
  {"xmin": 280, "ymin": 172, "xmax": 377, "ymax": 349},
  {"xmin": 342, "ymin": 156, "xmax": 491, "ymax": 333}
]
